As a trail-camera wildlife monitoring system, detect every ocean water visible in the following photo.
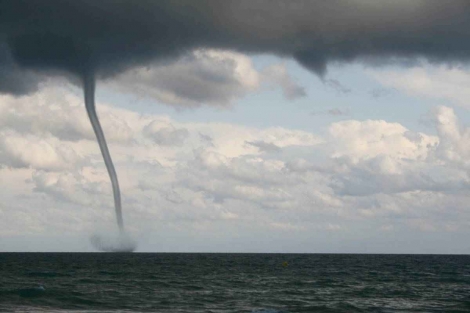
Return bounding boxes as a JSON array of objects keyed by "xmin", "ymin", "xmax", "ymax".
[{"xmin": 1, "ymin": 253, "xmax": 470, "ymax": 312}]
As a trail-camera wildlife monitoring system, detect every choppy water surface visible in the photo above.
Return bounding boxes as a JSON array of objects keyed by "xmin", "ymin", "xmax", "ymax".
[{"xmin": 1, "ymin": 253, "xmax": 470, "ymax": 312}]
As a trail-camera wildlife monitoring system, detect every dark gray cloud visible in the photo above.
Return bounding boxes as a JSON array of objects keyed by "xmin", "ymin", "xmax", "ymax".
[
  {"xmin": 2, "ymin": 0, "xmax": 470, "ymax": 94},
  {"xmin": 0, "ymin": 43, "xmax": 41, "ymax": 95},
  {"xmin": 108, "ymin": 50, "xmax": 259, "ymax": 107}
]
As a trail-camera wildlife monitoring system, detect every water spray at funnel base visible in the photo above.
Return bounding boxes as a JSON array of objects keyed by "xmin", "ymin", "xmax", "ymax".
[
  {"xmin": 90, "ymin": 231, "xmax": 137, "ymax": 253},
  {"xmin": 83, "ymin": 72, "xmax": 135, "ymax": 252}
]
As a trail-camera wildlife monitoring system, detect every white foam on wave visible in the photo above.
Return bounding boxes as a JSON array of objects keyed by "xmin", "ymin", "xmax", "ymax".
[{"xmin": 90, "ymin": 231, "xmax": 137, "ymax": 252}]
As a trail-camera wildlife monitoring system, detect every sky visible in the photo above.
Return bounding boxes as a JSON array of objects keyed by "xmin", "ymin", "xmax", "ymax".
[{"xmin": 3, "ymin": 1, "xmax": 470, "ymax": 253}]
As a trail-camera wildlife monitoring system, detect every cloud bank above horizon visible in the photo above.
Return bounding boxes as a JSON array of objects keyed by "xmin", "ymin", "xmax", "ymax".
[{"xmin": 2, "ymin": 66, "xmax": 470, "ymax": 252}]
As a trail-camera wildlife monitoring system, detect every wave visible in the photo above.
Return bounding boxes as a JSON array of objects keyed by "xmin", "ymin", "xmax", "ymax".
[
  {"xmin": 18, "ymin": 285, "xmax": 46, "ymax": 298},
  {"xmin": 27, "ymin": 271, "xmax": 71, "ymax": 278}
]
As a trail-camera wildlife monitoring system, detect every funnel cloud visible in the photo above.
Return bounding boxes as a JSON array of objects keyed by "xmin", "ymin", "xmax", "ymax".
[{"xmin": 83, "ymin": 72, "xmax": 124, "ymax": 232}]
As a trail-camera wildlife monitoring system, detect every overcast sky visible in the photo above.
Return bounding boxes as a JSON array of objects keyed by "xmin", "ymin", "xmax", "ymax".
[{"xmin": 3, "ymin": 1, "xmax": 470, "ymax": 253}]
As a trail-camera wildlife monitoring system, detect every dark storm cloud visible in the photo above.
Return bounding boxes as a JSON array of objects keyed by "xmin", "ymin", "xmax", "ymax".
[
  {"xmin": 0, "ymin": 43, "xmax": 40, "ymax": 95},
  {"xmin": 2, "ymin": 0, "xmax": 470, "ymax": 94}
]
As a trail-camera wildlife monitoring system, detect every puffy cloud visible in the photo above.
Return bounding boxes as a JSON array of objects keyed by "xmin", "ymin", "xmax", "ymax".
[
  {"xmin": 329, "ymin": 156, "xmax": 470, "ymax": 197},
  {"xmin": 369, "ymin": 65, "xmax": 470, "ymax": 108},
  {"xmin": 143, "ymin": 121, "xmax": 189, "ymax": 147},
  {"xmin": 431, "ymin": 106, "xmax": 470, "ymax": 167},
  {"xmin": 245, "ymin": 140, "xmax": 281, "ymax": 153},
  {"xmin": 0, "ymin": 84, "xmax": 134, "ymax": 143},
  {"xmin": 4, "ymin": 84, "xmax": 470, "ymax": 252},
  {"xmin": 106, "ymin": 49, "xmax": 260, "ymax": 107},
  {"xmin": 328, "ymin": 119, "xmax": 437, "ymax": 161},
  {"xmin": 261, "ymin": 64, "xmax": 306, "ymax": 100},
  {"xmin": 324, "ymin": 107, "xmax": 470, "ymax": 197},
  {"xmin": 0, "ymin": 85, "xmax": 92, "ymax": 141},
  {"xmin": 104, "ymin": 49, "xmax": 311, "ymax": 107},
  {"xmin": 0, "ymin": 131, "xmax": 81, "ymax": 171},
  {"xmin": 32, "ymin": 170, "xmax": 103, "ymax": 206}
]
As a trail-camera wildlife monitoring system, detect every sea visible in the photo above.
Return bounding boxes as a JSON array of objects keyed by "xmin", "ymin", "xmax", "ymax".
[{"xmin": 1, "ymin": 253, "xmax": 470, "ymax": 313}]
